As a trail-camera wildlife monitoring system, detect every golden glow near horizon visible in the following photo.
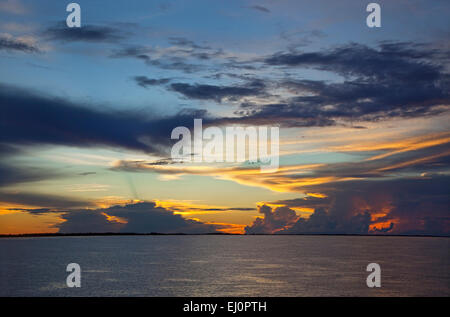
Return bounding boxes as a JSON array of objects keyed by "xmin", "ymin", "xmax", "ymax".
[
  {"xmin": 1, "ymin": 114, "xmax": 449, "ymax": 235},
  {"xmin": 0, "ymin": 204, "xmax": 62, "ymax": 235}
]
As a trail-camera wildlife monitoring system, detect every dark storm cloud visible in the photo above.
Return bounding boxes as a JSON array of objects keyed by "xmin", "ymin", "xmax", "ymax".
[
  {"xmin": 357, "ymin": 175, "xmax": 450, "ymax": 236},
  {"xmin": 116, "ymin": 42, "xmax": 449, "ymax": 125},
  {"xmin": 282, "ymin": 208, "xmax": 372, "ymax": 235},
  {"xmin": 265, "ymin": 42, "xmax": 441, "ymax": 79},
  {"xmin": 216, "ymin": 104, "xmax": 336, "ymax": 127},
  {"xmin": 56, "ymin": 201, "xmax": 218, "ymax": 233},
  {"xmin": 0, "ymin": 83, "xmax": 207, "ymax": 156},
  {"xmin": 244, "ymin": 200, "xmax": 371, "ymax": 235},
  {"xmin": 227, "ymin": 42, "xmax": 450, "ymax": 126},
  {"xmin": 244, "ymin": 138, "xmax": 450, "ymax": 236},
  {"xmin": 245, "ymin": 204, "xmax": 372, "ymax": 235},
  {"xmin": 57, "ymin": 209, "xmax": 123, "ymax": 233},
  {"xmin": 253, "ymin": 175, "xmax": 450, "ymax": 236},
  {"xmin": 0, "ymin": 34, "xmax": 39, "ymax": 52},
  {"xmin": 270, "ymin": 195, "xmax": 330, "ymax": 209},
  {"xmin": 170, "ymin": 80, "xmax": 267, "ymax": 102},
  {"xmin": 245, "ymin": 205, "xmax": 298, "ymax": 234},
  {"xmin": 133, "ymin": 76, "xmax": 171, "ymax": 88},
  {"xmin": 43, "ymin": 22, "xmax": 126, "ymax": 43}
]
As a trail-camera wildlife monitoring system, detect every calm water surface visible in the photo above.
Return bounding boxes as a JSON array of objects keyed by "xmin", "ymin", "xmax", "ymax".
[{"xmin": 0, "ymin": 235, "xmax": 448, "ymax": 296}]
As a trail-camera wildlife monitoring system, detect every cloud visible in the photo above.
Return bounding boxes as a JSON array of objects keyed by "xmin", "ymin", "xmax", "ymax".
[
  {"xmin": 254, "ymin": 174, "xmax": 450, "ymax": 236},
  {"xmin": 0, "ymin": 33, "xmax": 39, "ymax": 52},
  {"xmin": 166, "ymin": 37, "xmax": 224, "ymax": 60},
  {"xmin": 358, "ymin": 175, "xmax": 450, "ymax": 236},
  {"xmin": 111, "ymin": 45, "xmax": 205, "ymax": 73},
  {"xmin": 116, "ymin": 42, "xmax": 449, "ymax": 126},
  {"xmin": 0, "ymin": 191, "xmax": 93, "ymax": 209},
  {"xmin": 265, "ymin": 42, "xmax": 441, "ymax": 78},
  {"xmin": 133, "ymin": 74, "xmax": 269, "ymax": 103},
  {"xmin": 110, "ymin": 131, "xmax": 450, "ymax": 236},
  {"xmin": 43, "ymin": 23, "xmax": 126, "ymax": 43},
  {"xmin": 283, "ymin": 208, "xmax": 372, "ymax": 235},
  {"xmin": 152, "ymin": 200, "xmax": 256, "ymax": 218},
  {"xmin": 168, "ymin": 37, "xmax": 211, "ymax": 50},
  {"xmin": 110, "ymin": 130, "xmax": 450, "ymax": 195},
  {"xmin": 247, "ymin": 5, "xmax": 270, "ymax": 13},
  {"xmin": 110, "ymin": 36, "xmax": 224, "ymax": 72},
  {"xmin": 299, "ymin": 136, "xmax": 450, "ymax": 181},
  {"xmin": 189, "ymin": 207, "xmax": 255, "ymax": 212},
  {"xmin": 269, "ymin": 195, "xmax": 330, "ymax": 210},
  {"xmin": 247, "ymin": 194, "xmax": 372, "ymax": 235},
  {"xmin": 0, "ymin": 144, "xmax": 64, "ymax": 188},
  {"xmin": 223, "ymin": 102, "xmax": 337, "ymax": 127},
  {"xmin": 0, "ymin": 164, "xmax": 61, "ymax": 187},
  {"xmin": 0, "ymin": 82, "xmax": 206, "ymax": 156},
  {"xmin": 55, "ymin": 201, "xmax": 218, "ymax": 233},
  {"xmin": 245, "ymin": 205, "xmax": 298, "ymax": 234},
  {"xmin": 225, "ymin": 42, "xmax": 450, "ymax": 126},
  {"xmin": 133, "ymin": 76, "xmax": 171, "ymax": 88},
  {"xmin": 170, "ymin": 80, "xmax": 267, "ymax": 102}
]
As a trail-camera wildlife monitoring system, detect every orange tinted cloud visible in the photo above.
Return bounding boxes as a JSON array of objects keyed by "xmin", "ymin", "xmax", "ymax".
[
  {"xmin": 205, "ymin": 222, "xmax": 246, "ymax": 234},
  {"xmin": 101, "ymin": 212, "xmax": 127, "ymax": 224},
  {"xmin": 0, "ymin": 203, "xmax": 62, "ymax": 234},
  {"xmin": 109, "ymin": 130, "xmax": 450, "ymax": 197}
]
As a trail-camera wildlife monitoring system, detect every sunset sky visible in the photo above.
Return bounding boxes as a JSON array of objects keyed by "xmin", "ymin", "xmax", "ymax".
[{"xmin": 0, "ymin": 0, "xmax": 449, "ymax": 235}]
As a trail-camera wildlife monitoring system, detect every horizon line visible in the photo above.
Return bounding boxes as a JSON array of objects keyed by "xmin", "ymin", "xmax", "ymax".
[{"xmin": 1, "ymin": 232, "xmax": 449, "ymax": 238}]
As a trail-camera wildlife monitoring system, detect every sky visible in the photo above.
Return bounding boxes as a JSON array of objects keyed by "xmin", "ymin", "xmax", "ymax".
[{"xmin": 0, "ymin": 0, "xmax": 449, "ymax": 235}]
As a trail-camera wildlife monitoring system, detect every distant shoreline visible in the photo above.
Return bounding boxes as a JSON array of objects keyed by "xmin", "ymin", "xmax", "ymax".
[{"xmin": 0, "ymin": 232, "xmax": 448, "ymax": 238}]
